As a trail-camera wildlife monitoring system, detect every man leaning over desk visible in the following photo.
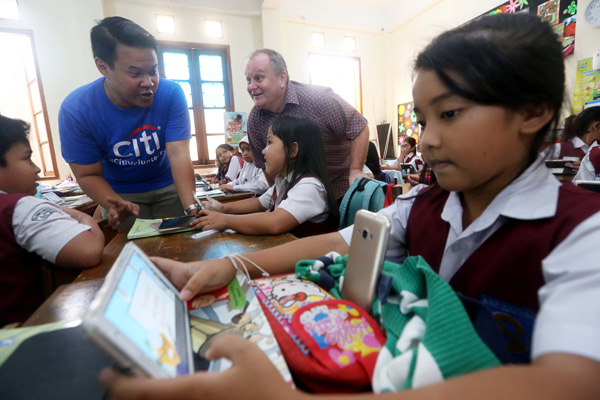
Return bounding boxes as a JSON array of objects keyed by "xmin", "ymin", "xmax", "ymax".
[
  {"xmin": 59, "ymin": 17, "xmax": 197, "ymax": 230},
  {"xmin": 245, "ymin": 49, "xmax": 370, "ymax": 200}
]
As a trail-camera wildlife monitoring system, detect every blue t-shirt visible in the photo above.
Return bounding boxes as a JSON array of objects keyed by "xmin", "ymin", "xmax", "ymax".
[{"xmin": 59, "ymin": 78, "xmax": 191, "ymax": 193}]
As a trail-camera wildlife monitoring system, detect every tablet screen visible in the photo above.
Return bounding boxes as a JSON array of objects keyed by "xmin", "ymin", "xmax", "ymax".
[{"xmin": 103, "ymin": 251, "xmax": 190, "ymax": 377}]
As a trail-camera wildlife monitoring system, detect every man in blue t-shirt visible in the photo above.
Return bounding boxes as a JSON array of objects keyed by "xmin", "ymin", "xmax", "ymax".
[{"xmin": 59, "ymin": 17, "xmax": 199, "ymax": 229}]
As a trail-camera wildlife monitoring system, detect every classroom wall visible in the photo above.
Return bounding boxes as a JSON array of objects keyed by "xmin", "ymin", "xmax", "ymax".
[
  {"xmin": 279, "ymin": 21, "xmax": 386, "ymax": 141},
  {"xmin": 0, "ymin": 0, "xmax": 104, "ymax": 180},
  {"xmin": 383, "ymin": 0, "xmax": 600, "ymax": 149}
]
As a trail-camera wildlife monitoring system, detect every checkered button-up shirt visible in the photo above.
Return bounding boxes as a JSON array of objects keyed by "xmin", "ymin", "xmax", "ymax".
[{"xmin": 247, "ymin": 81, "xmax": 368, "ymax": 199}]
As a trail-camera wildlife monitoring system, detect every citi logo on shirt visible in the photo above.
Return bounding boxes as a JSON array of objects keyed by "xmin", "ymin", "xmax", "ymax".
[{"xmin": 113, "ymin": 125, "xmax": 162, "ymax": 158}]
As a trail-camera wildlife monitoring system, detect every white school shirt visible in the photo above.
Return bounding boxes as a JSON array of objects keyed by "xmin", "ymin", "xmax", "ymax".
[
  {"xmin": 339, "ymin": 156, "xmax": 600, "ymax": 362},
  {"xmin": 544, "ymin": 136, "xmax": 590, "ymax": 160},
  {"xmin": 573, "ymin": 141, "xmax": 600, "ymax": 181},
  {"xmin": 4, "ymin": 191, "xmax": 91, "ymax": 263},
  {"xmin": 224, "ymin": 156, "xmax": 243, "ymax": 182},
  {"xmin": 258, "ymin": 172, "xmax": 329, "ymax": 224},
  {"xmin": 229, "ymin": 161, "xmax": 269, "ymax": 195}
]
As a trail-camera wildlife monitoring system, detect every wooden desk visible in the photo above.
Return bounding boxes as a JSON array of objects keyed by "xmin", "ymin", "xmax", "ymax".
[
  {"xmin": 24, "ymin": 230, "xmax": 296, "ymax": 326},
  {"xmin": 218, "ymin": 191, "xmax": 254, "ymax": 203}
]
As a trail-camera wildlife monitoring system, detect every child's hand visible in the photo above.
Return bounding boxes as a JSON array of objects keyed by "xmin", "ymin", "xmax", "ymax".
[
  {"xmin": 407, "ymin": 174, "xmax": 420, "ymax": 186},
  {"xmin": 219, "ymin": 184, "xmax": 233, "ymax": 193},
  {"xmin": 150, "ymin": 257, "xmax": 236, "ymax": 301},
  {"xmin": 191, "ymin": 209, "xmax": 228, "ymax": 232},
  {"xmin": 201, "ymin": 195, "xmax": 225, "ymax": 213},
  {"xmin": 99, "ymin": 334, "xmax": 299, "ymax": 400},
  {"xmin": 568, "ymin": 161, "xmax": 581, "ymax": 172}
]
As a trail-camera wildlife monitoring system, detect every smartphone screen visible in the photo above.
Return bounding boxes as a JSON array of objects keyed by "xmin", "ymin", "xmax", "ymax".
[
  {"xmin": 158, "ymin": 216, "xmax": 196, "ymax": 231},
  {"xmin": 342, "ymin": 210, "xmax": 391, "ymax": 312}
]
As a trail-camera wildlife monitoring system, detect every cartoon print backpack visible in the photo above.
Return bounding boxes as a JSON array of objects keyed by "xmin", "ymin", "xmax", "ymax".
[{"xmin": 339, "ymin": 178, "xmax": 390, "ymax": 229}]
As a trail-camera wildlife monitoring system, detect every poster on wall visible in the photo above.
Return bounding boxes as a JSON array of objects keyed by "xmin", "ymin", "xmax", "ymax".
[
  {"xmin": 572, "ymin": 58, "xmax": 600, "ymax": 113},
  {"xmin": 470, "ymin": 0, "xmax": 578, "ymax": 57},
  {"xmin": 223, "ymin": 112, "xmax": 247, "ymax": 145},
  {"xmin": 397, "ymin": 102, "xmax": 420, "ymax": 146}
]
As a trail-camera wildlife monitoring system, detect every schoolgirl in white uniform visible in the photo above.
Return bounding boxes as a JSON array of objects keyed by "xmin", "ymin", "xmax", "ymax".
[
  {"xmin": 214, "ymin": 143, "xmax": 243, "ymax": 184},
  {"xmin": 100, "ymin": 14, "xmax": 600, "ymax": 400},
  {"xmin": 194, "ymin": 115, "xmax": 338, "ymax": 237},
  {"xmin": 219, "ymin": 136, "xmax": 268, "ymax": 196},
  {"xmin": 572, "ymin": 107, "xmax": 600, "ymax": 181},
  {"xmin": 382, "ymin": 136, "xmax": 424, "ymax": 172}
]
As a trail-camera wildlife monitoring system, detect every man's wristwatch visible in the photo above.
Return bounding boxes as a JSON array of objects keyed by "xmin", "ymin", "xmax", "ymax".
[{"xmin": 184, "ymin": 203, "xmax": 199, "ymax": 215}]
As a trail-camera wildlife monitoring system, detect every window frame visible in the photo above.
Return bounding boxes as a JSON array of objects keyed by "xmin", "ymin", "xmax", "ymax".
[
  {"xmin": 308, "ymin": 52, "xmax": 363, "ymax": 114},
  {"xmin": 157, "ymin": 41, "xmax": 234, "ymax": 165},
  {"xmin": 0, "ymin": 28, "xmax": 59, "ymax": 180}
]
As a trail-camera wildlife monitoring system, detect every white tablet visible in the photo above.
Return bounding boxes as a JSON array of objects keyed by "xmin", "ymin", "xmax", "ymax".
[{"xmin": 82, "ymin": 242, "xmax": 194, "ymax": 377}]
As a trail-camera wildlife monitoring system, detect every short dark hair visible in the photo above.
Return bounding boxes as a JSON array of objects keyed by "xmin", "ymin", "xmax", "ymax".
[
  {"xmin": 91, "ymin": 16, "xmax": 157, "ymax": 69},
  {"xmin": 0, "ymin": 115, "xmax": 30, "ymax": 167},
  {"xmin": 415, "ymin": 13, "xmax": 564, "ymax": 163}
]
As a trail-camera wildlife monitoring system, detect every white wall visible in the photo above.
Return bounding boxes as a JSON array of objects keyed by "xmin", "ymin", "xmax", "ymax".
[
  {"xmin": 383, "ymin": 0, "xmax": 600, "ymax": 151},
  {"xmin": 0, "ymin": 0, "xmax": 104, "ymax": 180},
  {"xmin": 280, "ymin": 21, "xmax": 386, "ymax": 141}
]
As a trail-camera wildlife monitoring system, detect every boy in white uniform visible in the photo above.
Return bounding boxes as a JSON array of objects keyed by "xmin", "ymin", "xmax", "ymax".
[{"xmin": 0, "ymin": 116, "xmax": 104, "ymax": 325}]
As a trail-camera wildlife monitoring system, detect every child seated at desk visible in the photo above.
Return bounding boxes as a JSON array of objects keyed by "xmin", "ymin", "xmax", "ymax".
[
  {"xmin": 381, "ymin": 136, "xmax": 424, "ymax": 172},
  {"xmin": 213, "ymin": 143, "xmax": 244, "ymax": 185},
  {"xmin": 572, "ymin": 107, "xmax": 600, "ymax": 181},
  {"xmin": 0, "ymin": 116, "xmax": 104, "ymax": 326},
  {"xmin": 219, "ymin": 136, "xmax": 268, "ymax": 196},
  {"xmin": 101, "ymin": 14, "xmax": 600, "ymax": 400},
  {"xmin": 193, "ymin": 115, "xmax": 338, "ymax": 238}
]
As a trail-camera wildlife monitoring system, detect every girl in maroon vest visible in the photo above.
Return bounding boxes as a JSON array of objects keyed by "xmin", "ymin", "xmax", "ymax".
[
  {"xmin": 192, "ymin": 115, "xmax": 339, "ymax": 237},
  {"xmin": 213, "ymin": 143, "xmax": 244, "ymax": 184},
  {"xmin": 100, "ymin": 14, "xmax": 600, "ymax": 400}
]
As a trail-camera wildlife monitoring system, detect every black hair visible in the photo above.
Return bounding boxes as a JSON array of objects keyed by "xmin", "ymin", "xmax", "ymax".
[
  {"xmin": 269, "ymin": 115, "xmax": 339, "ymax": 226},
  {"xmin": 561, "ymin": 114, "xmax": 578, "ymax": 141},
  {"xmin": 215, "ymin": 143, "xmax": 236, "ymax": 181},
  {"xmin": 0, "ymin": 115, "xmax": 30, "ymax": 166},
  {"xmin": 216, "ymin": 143, "xmax": 235, "ymax": 153},
  {"xmin": 403, "ymin": 137, "xmax": 417, "ymax": 151},
  {"xmin": 573, "ymin": 107, "xmax": 600, "ymax": 140},
  {"xmin": 415, "ymin": 13, "xmax": 564, "ymax": 164},
  {"xmin": 91, "ymin": 16, "xmax": 157, "ymax": 69},
  {"xmin": 365, "ymin": 141, "xmax": 382, "ymax": 176}
]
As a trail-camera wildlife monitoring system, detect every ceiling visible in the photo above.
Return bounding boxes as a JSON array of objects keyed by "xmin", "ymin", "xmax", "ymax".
[{"xmin": 123, "ymin": 0, "xmax": 430, "ymax": 31}]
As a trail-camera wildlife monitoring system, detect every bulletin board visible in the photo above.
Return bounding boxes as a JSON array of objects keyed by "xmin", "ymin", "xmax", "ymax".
[
  {"xmin": 470, "ymin": 0, "xmax": 578, "ymax": 57},
  {"xmin": 397, "ymin": 102, "xmax": 420, "ymax": 145}
]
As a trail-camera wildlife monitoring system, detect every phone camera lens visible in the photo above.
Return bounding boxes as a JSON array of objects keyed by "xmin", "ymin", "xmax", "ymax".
[{"xmin": 362, "ymin": 229, "xmax": 368, "ymax": 239}]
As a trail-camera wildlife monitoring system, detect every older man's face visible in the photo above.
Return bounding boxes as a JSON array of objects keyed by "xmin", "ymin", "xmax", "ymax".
[{"xmin": 245, "ymin": 53, "xmax": 287, "ymax": 113}]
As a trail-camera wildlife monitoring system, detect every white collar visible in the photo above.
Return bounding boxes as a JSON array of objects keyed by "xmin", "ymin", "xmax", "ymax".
[{"xmin": 441, "ymin": 156, "xmax": 561, "ymax": 233}]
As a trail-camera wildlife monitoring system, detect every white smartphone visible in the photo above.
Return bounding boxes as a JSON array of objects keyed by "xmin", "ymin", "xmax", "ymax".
[
  {"xmin": 342, "ymin": 209, "xmax": 391, "ymax": 311},
  {"xmin": 82, "ymin": 242, "xmax": 194, "ymax": 377}
]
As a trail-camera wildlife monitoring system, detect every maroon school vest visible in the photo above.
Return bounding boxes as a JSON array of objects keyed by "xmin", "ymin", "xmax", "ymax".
[
  {"xmin": 0, "ymin": 193, "xmax": 45, "ymax": 325},
  {"xmin": 406, "ymin": 184, "xmax": 600, "ymax": 312},
  {"xmin": 559, "ymin": 141, "xmax": 586, "ymax": 159}
]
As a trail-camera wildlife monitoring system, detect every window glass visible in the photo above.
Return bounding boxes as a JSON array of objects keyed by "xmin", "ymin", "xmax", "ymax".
[
  {"xmin": 199, "ymin": 55, "xmax": 223, "ymax": 81},
  {"xmin": 176, "ymin": 81, "xmax": 193, "ymax": 108},
  {"xmin": 201, "ymin": 83, "xmax": 225, "ymax": 108},
  {"xmin": 204, "ymin": 109, "xmax": 225, "ymax": 133},
  {"xmin": 207, "ymin": 134, "xmax": 224, "ymax": 160},
  {"xmin": 163, "ymin": 52, "xmax": 190, "ymax": 80}
]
